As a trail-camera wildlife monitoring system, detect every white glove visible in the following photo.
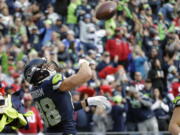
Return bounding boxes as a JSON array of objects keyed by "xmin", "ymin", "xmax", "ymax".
[
  {"xmin": 78, "ymin": 59, "xmax": 89, "ymax": 66},
  {"xmin": 87, "ymin": 96, "xmax": 111, "ymax": 109}
]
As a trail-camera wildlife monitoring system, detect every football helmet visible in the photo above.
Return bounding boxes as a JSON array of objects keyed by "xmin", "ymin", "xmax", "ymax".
[{"xmin": 24, "ymin": 58, "xmax": 58, "ymax": 85}]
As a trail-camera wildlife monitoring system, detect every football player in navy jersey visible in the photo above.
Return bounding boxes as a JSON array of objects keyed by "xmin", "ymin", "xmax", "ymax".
[{"xmin": 24, "ymin": 58, "xmax": 110, "ymax": 135}]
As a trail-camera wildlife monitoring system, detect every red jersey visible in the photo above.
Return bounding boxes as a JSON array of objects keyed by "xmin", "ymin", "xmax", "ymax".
[
  {"xmin": 105, "ymin": 38, "xmax": 131, "ymax": 61},
  {"xmin": 169, "ymin": 82, "xmax": 180, "ymax": 97},
  {"xmin": 19, "ymin": 106, "xmax": 43, "ymax": 133}
]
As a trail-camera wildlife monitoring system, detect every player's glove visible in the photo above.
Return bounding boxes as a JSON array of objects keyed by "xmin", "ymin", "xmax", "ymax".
[{"xmin": 86, "ymin": 96, "xmax": 111, "ymax": 109}]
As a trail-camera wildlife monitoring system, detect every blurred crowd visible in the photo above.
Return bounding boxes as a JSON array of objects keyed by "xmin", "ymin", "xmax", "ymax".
[{"xmin": 0, "ymin": 0, "xmax": 180, "ymax": 134}]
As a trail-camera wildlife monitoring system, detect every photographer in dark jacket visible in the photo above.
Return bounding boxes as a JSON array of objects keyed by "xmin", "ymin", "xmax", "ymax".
[{"xmin": 126, "ymin": 86, "xmax": 159, "ymax": 135}]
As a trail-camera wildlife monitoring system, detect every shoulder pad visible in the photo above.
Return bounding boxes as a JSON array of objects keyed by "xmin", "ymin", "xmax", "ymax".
[
  {"xmin": 52, "ymin": 74, "xmax": 63, "ymax": 85},
  {"xmin": 173, "ymin": 96, "xmax": 180, "ymax": 107},
  {"xmin": 52, "ymin": 74, "xmax": 63, "ymax": 90}
]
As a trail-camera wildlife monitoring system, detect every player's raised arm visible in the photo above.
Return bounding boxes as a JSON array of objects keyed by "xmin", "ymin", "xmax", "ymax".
[
  {"xmin": 169, "ymin": 96, "xmax": 180, "ymax": 135},
  {"xmin": 59, "ymin": 59, "xmax": 92, "ymax": 91},
  {"xmin": 23, "ymin": 58, "xmax": 92, "ymax": 91}
]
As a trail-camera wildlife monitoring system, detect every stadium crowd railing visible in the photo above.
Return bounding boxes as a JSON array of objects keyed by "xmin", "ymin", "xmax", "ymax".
[
  {"xmin": 0, "ymin": 131, "xmax": 171, "ymax": 135},
  {"xmin": 77, "ymin": 131, "xmax": 171, "ymax": 135}
]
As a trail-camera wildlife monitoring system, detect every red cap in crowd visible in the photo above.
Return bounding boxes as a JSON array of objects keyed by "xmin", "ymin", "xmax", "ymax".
[{"xmin": 76, "ymin": 86, "xmax": 95, "ymax": 97}]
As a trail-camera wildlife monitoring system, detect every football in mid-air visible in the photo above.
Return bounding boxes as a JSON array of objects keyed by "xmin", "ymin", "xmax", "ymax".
[{"xmin": 95, "ymin": 1, "xmax": 117, "ymax": 20}]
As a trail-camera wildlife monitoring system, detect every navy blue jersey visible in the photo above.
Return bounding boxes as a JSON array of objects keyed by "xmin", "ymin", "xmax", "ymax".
[{"xmin": 30, "ymin": 73, "xmax": 77, "ymax": 134}]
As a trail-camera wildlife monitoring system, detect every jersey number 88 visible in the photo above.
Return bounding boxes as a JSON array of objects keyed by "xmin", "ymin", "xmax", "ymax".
[{"xmin": 35, "ymin": 97, "xmax": 61, "ymax": 128}]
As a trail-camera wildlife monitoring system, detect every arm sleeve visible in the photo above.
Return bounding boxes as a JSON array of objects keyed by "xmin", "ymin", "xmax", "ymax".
[
  {"xmin": 139, "ymin": 97, "xmax": 152, "ymax": 108},
  {"xmin": 161, "ymin": 102, "xmax": 169, "ymax": 112},
  {"xmin": 73, "ymin": 102, "xmax": 83, "ymax": 111}
]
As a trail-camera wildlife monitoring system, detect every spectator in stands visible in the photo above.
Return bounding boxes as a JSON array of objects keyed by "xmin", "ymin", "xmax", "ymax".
[
  {"xmin": 48, "ymin": 32, "xmax": 60, "ymax": 47},
  {"xmin": 159, "ymin": 0, "xmax": 175, "ymax": 22},
  {"xmin": 0, "ymin": 5, "xmax": 13, "ymax": 27},
  {"xmin": 52, "ymin": 17, "xmax": 63, "ymax": 34},
  {"xmin": 151, "ymin": 88, "xmax": 170, "ymax": 131},
  {"xmin": 168, "ymin": 76, "xmax": 180, "ymax": 101},
  {"xmin": 96, "ymin": 52, "xmax": 112, "ymax": 72},
  {"xmin": 96, "ymin": 51, "xmax": 119, "ymax": 79},
  {"xmin": 133, "ymin": 46, "xmax": 148, "ymax": 78},
  {"xmin": 111, "ymin": 95, "xmax": 128, "ymax": 132},
  {"xmin": 76, "ymin": 0, "xmax": 92, "ymax": 22},
  {"xmin": 62, "ymin": 30, "xmax": 82, "ymax": 52},
  {"xmin": 0, "ymin": 15, "xmax": 8, "ymax": 37},
  {"xmin": 126, "ymin": 86, "xmax": 159, "ymax": 135},
  {"xmin": 66, "ymin": 0, "xmax": 78, "ymax": 32},
  {"xmin": 19, "ymin": 93, "xmax": 44, "ymax": 134},
  {"xmin": 46, "ymin": 4, "xmax": 60, "ymax": 23},
  {"xmin": 148, "ymin": 58, "xmax": 165, "ymax": 95},
  {"xmin": 167, "ymin": 65, "xmax": 179, "ymax": 88},
  {"xmin": 113, "ymin": 83, "xmax": 126, "ymax": 97},
  {"xmin": 141, "ymin": 79, "xmax": 153, "ymax": 98},
  {"xmin": 20, "ymin": 79, "xmax": 30, "ymax": 93},
  {"xmin": 14, "ymin": 0, "xmax": 30, "ymax": 12},
  {"xmin": 149, "ymin": 46, "xmax": 163, "ymax": 65},
  {"xmin": 28, "ymin": 26, "xmax": 41, "ymax": 50},
  {"xmin": 92, "ymin": 107, "xmax": 108, "ymax": 135},
  {"xmin": 105, "ymin": 27, "xmax": 131, "ymax": 69},
  {"xmin": 57, "ymin": 42, "xmax": 70, "ymax": 62},
  {"xmin": 131, "ymin": 72, "xmax": 145, "ymax": 91},
  {"xmin": 14, "ymin": 17, "xmax": 27, "ymax": 37},
  {"xmin": 79, "ymin": 14, "xmax": 97, "ymax": 53},
  {"xmin": 72, "ymin": 91, "xmax": 89, "ymax": 132},
  {"xmin": 40, "ymin": 20, "xmax": 54, "ymax": 48}
]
